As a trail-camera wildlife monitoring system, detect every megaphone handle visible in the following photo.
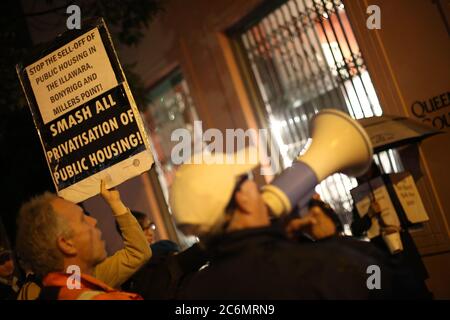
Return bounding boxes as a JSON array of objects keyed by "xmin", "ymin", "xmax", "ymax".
[
  {"xmin": 271, "ymin": 161, "xmax": 319, "ymax": 210},
  {"xmin": 366, "ymin": 180, "xmax": 388, "ymax": 229}
]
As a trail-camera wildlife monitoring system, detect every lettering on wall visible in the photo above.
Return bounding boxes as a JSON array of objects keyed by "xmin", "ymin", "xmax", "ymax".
[{"xmin": 410, "ymin": 91, "xmax": 450, "ymax": 130}]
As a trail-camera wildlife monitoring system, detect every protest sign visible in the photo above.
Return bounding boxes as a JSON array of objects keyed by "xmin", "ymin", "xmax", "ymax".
[
  {"xmin": 16, "ymin": 18, "xmax": 154, "ymax": 203},
  {"xmin": 390, "ymin": 172, "xmax": 429, "ymax": 223},
  {"xmin": 350, "ymin": 176, "xmax": 401, "ymax": 238}
]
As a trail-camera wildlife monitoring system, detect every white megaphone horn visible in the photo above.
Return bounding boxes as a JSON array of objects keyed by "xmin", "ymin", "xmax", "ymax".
[{"xmin": 262, "ymin": 108, "xmax": 373, "ymax": 216}]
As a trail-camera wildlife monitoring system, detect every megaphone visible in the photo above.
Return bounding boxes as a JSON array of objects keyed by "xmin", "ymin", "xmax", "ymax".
[{"xmin": 262, "ymin": 108, "xmax": 373, "ymax": 216}]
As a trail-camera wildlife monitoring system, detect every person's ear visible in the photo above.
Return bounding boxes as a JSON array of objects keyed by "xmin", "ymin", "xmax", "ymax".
[
  {"xmin": 57, "ymin": 236, "xmax": 77, "ymax": 256},
  {"xmin": 234, "ymin": 190, "xmax": 252, "ymax": 214}
]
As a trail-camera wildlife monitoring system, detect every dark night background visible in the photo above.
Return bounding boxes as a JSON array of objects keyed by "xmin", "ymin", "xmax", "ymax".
[{"xmin": 0, "ymin": 0, "xmax": 164, "ymax": 246}]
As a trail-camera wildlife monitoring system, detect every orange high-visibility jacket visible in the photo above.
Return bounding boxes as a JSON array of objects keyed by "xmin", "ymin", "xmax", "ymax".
[{"xmin": 42, "ymin": 272, "xmax": 143, "ymax": 300}]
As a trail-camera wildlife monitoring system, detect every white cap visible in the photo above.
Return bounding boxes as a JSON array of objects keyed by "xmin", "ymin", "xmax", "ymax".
[{"xmin": 169, "ymin": 147, "xmax": 259, "ymax": 232}]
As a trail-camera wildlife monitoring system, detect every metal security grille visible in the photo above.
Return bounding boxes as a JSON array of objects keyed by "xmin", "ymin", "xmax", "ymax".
[
  {"xmin": 231, "ymin": 0, "xmax": 403, "ymax": 226},
  {"xmin": 144, "ymin": 68, "xmax": 201, "ymax": 247},
  {"xmin": 145, "ymin": 68, "xmax": 201, "ymax": 202}
]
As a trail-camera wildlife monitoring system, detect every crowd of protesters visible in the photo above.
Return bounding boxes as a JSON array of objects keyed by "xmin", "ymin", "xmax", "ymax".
[{"xmin": 0, "ymin": 150, "xmax": 433, "ymax": 300}]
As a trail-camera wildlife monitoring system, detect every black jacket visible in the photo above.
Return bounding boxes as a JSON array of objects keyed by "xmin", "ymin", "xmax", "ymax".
[
  {"xmin": 123, "ymin": 242, "xmax": 208, "ymax": 300},
  {"xmin": 177, "ymin": 226, "xmax": 394, "ymax": 299},
  {"xmin": 351, "ymin": 210, "xmax": 431, "ymax": 298},
  {"xmin": 0, "ymin": 282, "xmax": 17, "ymax": 300},
  {"xmin": 317, "ymin": 236, "xmax": 432, "ymax": 299}
]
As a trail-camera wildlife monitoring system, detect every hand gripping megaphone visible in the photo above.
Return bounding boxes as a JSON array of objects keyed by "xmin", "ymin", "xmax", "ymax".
[{"xmin": 262, "ymin": 109, "xmax": 373, "ymax": 216}]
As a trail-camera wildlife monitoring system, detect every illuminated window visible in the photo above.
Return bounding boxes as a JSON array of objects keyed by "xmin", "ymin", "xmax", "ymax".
[
  {"xmin": 143, "ymin": 68, "xmax": 201, "ymax": 246},
  {"xmin": 230, "ymin": 0, "xmax": 403, "ymax": 225},
  {"xmin": 144, "ymin": 68, "xmax": 201, "ymax": 204}
]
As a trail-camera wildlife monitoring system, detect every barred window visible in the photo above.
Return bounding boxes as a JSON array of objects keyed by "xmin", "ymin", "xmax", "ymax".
[
  {"xmin": 143, "ymin": 68, "xmax": 201, "ymax": 247},
  {"xmin": 144, "ymin": 68, "xmax": 201, "ymax": 203},
  {"xmin": 230, "ymin": 0, "xmax": 403, "ymax": 228}
]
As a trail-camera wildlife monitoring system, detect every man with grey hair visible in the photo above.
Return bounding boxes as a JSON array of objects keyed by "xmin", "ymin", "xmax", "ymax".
[{"xmin": 16, "ymin": 181, "xmax": 151, "ymax": 300}]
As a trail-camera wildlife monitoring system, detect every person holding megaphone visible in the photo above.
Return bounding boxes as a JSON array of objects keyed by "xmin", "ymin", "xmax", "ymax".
[{"xmin": 171, "ymin": 109, "xmax": 396, "ymax": 299}]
